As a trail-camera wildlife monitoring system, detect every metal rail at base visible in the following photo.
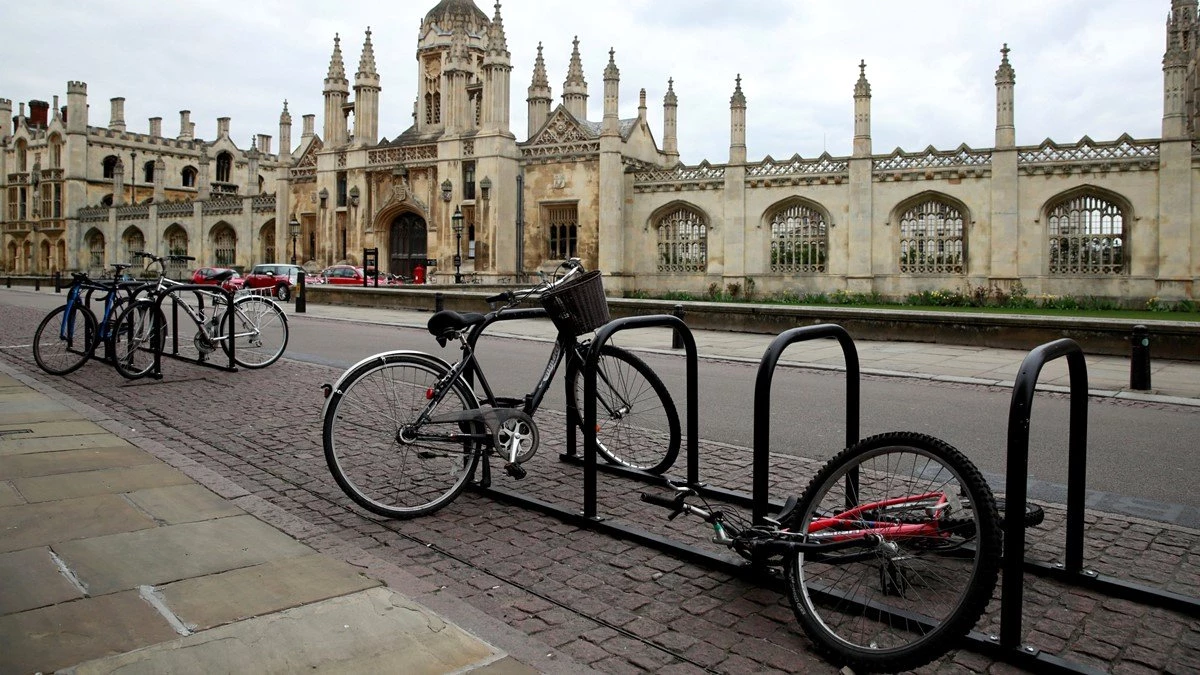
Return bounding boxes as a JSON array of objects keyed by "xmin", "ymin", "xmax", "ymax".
[{"xmin": 150, "ymin": 285, "xmax": 239, "ymax": 379}]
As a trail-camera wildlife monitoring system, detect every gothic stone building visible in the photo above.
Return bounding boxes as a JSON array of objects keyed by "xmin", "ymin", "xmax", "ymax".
[{"xmin": 3, "ymin": 0, "xmax": 1200, "ymax": 303}]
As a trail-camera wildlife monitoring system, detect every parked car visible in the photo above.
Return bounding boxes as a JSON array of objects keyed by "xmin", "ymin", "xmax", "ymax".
[
  {"xmin": 320, "ymin": 265, "xmax": 368, "ymax": 285},
  {"xmin": 243, "ymin": 263, "xmax": 305, "ymax": 301},
  {"xmin": 191, "ymin": 267, "xmax": 244, "ymax": 292}
]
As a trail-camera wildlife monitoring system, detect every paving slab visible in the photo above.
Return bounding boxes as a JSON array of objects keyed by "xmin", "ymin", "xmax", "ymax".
[
  {"xmin": 69, "ymin": 587, "xmax": 502, "ymax": 675},
  {"xmin": 0, "ymin": 493, "xmax": 157, "ymax": 553},
  {"xmin": 54, "ymin": 515, "xmax": 317, "ymax": 595},
  {"xmin": 12, "ymin": 462, "xmax": 192, "ymax": 503},
  {"xmin": 0, "ymin": 394, "xmax": 82, "ymax": 425},
  {"xmin": 0, "ymin": 589, "xmax": 180, "ymax": 674},
  {"xmin": 0, "ymin": 546, "xmax": 85, "ymax": 614},
  {"xmin": 0, "ymin": 481, "xmax": 22, "ymax": 507},
  {"xmin": 158, "ymin": 553, "xmax": 380, "ymax": 631},
  {"xmin": 0, "ymin": 433, "xmax": 134, "ymax": 457},
  {"xmin": 125, "ymin": 484, "xmax": 245, "ymax": 525},
  {"xmin": 0, "ymin": 419, "xmax": 108, "ymax": 438},
  {"xmin": 0, "ymin": 445, "xmax": 156, "ymax": 480}
]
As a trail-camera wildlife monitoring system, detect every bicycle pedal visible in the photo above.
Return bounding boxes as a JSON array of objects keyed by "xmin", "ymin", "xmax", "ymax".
[{"xmin": 504, "ymin": 463, "xmax": 527, "ymax": 480}]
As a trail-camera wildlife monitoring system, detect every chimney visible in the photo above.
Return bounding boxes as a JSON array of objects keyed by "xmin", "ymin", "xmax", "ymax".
[
  {"xmin": 257, "ymin": 133, "xmax": 272, "ymax": 154},
  {"xmin": 179, "ymin": 110, "xmax": 193, "ymax": 140},
  {"xmin": 302, "ymin": 114, "xmax": 315, "ymax": 141},
  {"xmin": 109, "ymin": 97, "xmax": 126, "ymax": 131},
  {"xmin": 28, "ymin": 100, "xmax": 49, "ymax": 128},
  {"xmin": 217, "ymin": 117, "xmax": 230, "ymax": 138},
  {"xmin": 149, "ymin": 116, "xmax": 162, "ymax": 137}
]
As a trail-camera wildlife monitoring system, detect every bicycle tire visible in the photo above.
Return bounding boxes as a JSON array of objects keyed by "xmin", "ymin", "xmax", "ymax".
[
  {"xmin": 220, "ymin": 296, "xmax": 289, "ymax": 368},
  {"xmin": 109, "ymin": 300, "xmax": 167, "ymax": 380},
  {"xmin": 567, "ymin": 345, "xmax": 680, "ymax": 474},
  {"xmin": 785, "ymin": 432, "xmax": 1001, "ymax": 673},
  {"xmin": 33, "ymin": 304, "xmax": 97, "ymax": 375},
  {"xmin": 323, "ymin": 352, "xmax": 482, "ymax": 519}
]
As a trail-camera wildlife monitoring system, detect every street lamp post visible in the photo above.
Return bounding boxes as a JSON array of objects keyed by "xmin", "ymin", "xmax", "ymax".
[
  {"xmin": 451, "ymin": 207, "xmax": 463, "ymax": 284},
  {"xmin": 289, "ymin": 217, "xmax": 300, "ymax": 265}
]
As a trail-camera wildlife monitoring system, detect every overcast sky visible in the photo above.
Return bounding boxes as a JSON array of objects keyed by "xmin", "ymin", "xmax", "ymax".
[{"xmin": 1, "ymin": 0, "xmax": 1169, "ymax": 165}]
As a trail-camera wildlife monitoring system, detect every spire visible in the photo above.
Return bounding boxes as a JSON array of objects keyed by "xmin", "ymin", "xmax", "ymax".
[
  {"xmin": 279, "ymin": 99, "xmax": 292, "ymax": 126},
  {"xmin": 488, "ymin": 2, "xmax": 509, "ymax": 57},
  {"xmin": 527, "ymin": 42, "xmax": 553, "ymax": 138},
  {"xmin": 563, "ymin": 36, "xmax": 589, "ymax": 120},
  {"xmin": 357, "ymin": 27, "xmax": 378, "ymax": 79},
  {"xmin": 602, "ymin": 48, "xmax": 620, "ymax": 135},
  {"xmin": 664, "ymin": 77, "xmax": 677, "ymax": 107},
  {"xmin": 995, "ymin": 44, "xmax": 1015, "ymax": 85},
  {"xmin": 565, "ymin": 36, "xmax": 586, "ymax": 88},
  {"xmin": 604, "ymin": 47, "xmax": 619, "ymax": 81},
  {"xmin": 530, "ymin": 42, "xmax": 550, "ymax": 90},
  {"xmin": 730, "ymin": 74, "xmax": 746, "ymax": 108},
  {"xmin": 995, "ymin": 46, "xmax": 1015, "ymax": 148},
  {"xmin": 663, "ymin": 78, "xmax": 679, "ymax": 162},
  {"xmin": 327, "ymin": 33, "xmax": 347, "ymax": 83},
  {"xmin": 854, "ymin": 60, "xmax": 871, "ymax": 98}
]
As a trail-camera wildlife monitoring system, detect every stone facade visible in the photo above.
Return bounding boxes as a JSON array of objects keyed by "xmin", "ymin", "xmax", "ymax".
[{"xmin": 3, "ymin": 0, "xmax": 1199, "ymax": 302}]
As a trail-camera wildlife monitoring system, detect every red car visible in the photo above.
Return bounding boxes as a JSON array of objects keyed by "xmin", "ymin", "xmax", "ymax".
[
  {"xmin": 191, "ymin": 267, "xmax": 244, "ymax": 292},
  {"xmin": 242, "ymin": 263, "xmax": 304, "ymax": 301}
]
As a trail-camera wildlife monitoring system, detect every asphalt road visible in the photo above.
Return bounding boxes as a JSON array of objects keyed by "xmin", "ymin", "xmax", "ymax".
[{"xmin": 5, "ymin": 288, "xmax": 1199, "ymax": 526}]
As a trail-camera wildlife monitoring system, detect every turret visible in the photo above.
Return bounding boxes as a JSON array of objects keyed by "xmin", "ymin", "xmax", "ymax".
[
  {"xmin": 66, "ymin": 81, "xmax": 87, "ymax": 135},
  {"xmin": 0, "ymin": 98, "xmax": 11, "ymax": 139},
  {"xmin": 853, "ymin": 60, "xmax": 872, "ymax": 157},
  {"xmin": 663, "ymin": 78, "xmax": 679, "ymax": 163},
  {"xmin": 602, "ymin": 49, "xmax": 620, "ymax": 136},
  {"xmin": 729, "ymin": 75, "xmax": 746, "ymax": 165},
  {"xmin": 563, "ymin": 37, "xmax": 588, "ymax": 120},
  {"xmin": 526, "ymin": 42, "xmax": 552, "ymax": 137},
  {"xmin": 279, "ymin": 100, "xmax": 293, "ymax": 161},
  {"xmin": 353, "ymin": 28, "xmax": 381, "ymax": 145},
  {"xmin": 1164, "ymin": 1, "xmax": 1195, "ymax": 138},
  {"xmin": 995, "ymin": 45, "xmax": 1016, "ymax": 148},
  {"xmin": 323, "ymin": 33, "xmax": 350, "ymax": 146},
  {"xmin": 482, "ymin": 1, "xmax": 513, "ymax": 132}
]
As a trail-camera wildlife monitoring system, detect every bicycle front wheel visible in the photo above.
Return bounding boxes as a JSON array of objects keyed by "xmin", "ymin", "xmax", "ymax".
[
  {"xmin": 568, "ymin": 345, "xmax": 680, "ymax": 474},
  {"xmin": 33, "ymin": 304, "xmax": 96, "ymax": 375},
  {"xmin": 109, "ymin": 300, "xmax": 167, "ymax": 380},
  {"xmin": 222, "ymin": 296, "xmax": 288, "ymax": 368},
  {"xmin": 785, "ymin": 432, "xmax": 1001, "ymax": 673},
  {"xmin": 322, "ymin": 353, "xmax": 481, "ymax": 519}
]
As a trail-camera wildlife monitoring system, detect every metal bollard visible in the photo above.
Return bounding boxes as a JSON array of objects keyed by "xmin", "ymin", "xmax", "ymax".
[
  {"xmin": 5, "ymin": 276, "xmax": 9, "ymax": 288},
  {"xmin": 435, "ymin": 292, "xmax": 445, "ymax": 313},
  {"xmin": 295, "ymin": 271, "xmax": 306, "ymax": 313},
  {"xmin": 34, "ymin": 276, "xmax": 40, "ymax": 291},
  {"xmin": 671, "ymin": 304, "xmax": 685, "ymax": 349},
  {"xmin": 1130, "ymin": 325, "xmax": 1151, "ymax": 391},
  {"xmin": 54, "ymin": 272, "xmax": 62, "ymax": 293}
]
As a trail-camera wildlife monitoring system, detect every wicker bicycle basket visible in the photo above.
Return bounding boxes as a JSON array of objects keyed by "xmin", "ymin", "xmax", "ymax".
[{"xmin": 539, "ymin": 269, "xmax": 610, "ymax": 336}]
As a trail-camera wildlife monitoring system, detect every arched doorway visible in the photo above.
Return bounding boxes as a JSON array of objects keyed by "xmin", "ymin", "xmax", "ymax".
[{"xmin": 389, "ymin": 213, "xmax": 427, "ymax": 278}]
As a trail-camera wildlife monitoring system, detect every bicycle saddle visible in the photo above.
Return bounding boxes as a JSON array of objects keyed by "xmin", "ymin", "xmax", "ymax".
[
  {"xmin": 427, "ymin": 310, "xmax": 485, "ymax": 338},
  {"xmin": 210, "ymin": 269, "xmax": 236, "ymax": 282}
]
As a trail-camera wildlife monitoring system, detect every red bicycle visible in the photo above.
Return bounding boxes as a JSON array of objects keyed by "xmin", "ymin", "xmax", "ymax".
[{"xmin": 642, "ymin": 431, "xmax": 1004, "ymax": 673}]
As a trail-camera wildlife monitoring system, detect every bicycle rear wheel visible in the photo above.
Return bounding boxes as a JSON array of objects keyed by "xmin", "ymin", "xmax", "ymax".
[
  {"xmin": 785, "ymin": 432, "xmax": 1001, "ymax": 673},
  {"xmin": 322, "ymin": 353, "xmax": 482, "ymax": 519},
  {"xmin": 33, "ymin": 304, "xmax": 96, "ymax": 375},
  {"xmin": 568, "ymin": 345, "xmax": 680, "ymax": 474},
  {"xmin": 220, "ymin": 296, "xmax": 288, "ymax": 368},
  {"xmin": 109, "ymin": 300, "xmax": 167, "ymax": 380}
]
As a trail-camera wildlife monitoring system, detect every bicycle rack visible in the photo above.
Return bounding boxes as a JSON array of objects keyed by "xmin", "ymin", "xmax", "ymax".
[{"xmin": 145, "ymin": 285, "xmax": 238, "ymax": 379}]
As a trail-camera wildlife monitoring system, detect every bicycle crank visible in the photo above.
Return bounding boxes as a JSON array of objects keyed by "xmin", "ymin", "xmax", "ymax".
[{"xmin": 493, "ymin": 411, "xmax": 539, "ymax": 466}]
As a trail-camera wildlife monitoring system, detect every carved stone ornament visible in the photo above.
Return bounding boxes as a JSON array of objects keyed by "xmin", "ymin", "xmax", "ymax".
[{"xmin": 553, "ymin": 174, "xmax": 567, "ymax": 189}]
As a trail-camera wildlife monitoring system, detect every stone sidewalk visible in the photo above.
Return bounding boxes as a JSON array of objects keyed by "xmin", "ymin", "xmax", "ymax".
[{"xmin": 0, "ymin": 365, "xmax": 537, "ymax": 674}]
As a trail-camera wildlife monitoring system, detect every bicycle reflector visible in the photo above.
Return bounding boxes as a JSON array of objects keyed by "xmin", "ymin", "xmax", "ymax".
[{"xmin": 426, "ymin": 388, "xmax": 434, "ymax": 399}]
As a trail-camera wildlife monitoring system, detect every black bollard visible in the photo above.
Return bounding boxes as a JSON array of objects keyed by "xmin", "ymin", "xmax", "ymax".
[
  {"xmin": 671, "ymin": 304, "xmax": 685, "ymax": 349},
  {"xmin": 435, "ymin": 292, "xmax": 445, "ymax": 313},
  {"xmin": 1130, "ymin": 325, "xmax": 1151, "ymax": 391},
  {"xmin": 295, "ymin": 271, "xmax": 307, "ymax": 313},
  {"xmin": 34, "ymin": 276, "xmax": 40, "ymax": 291},
  {"xmin": 5, "ymin": 276, "xmax": 9, "ymax": 288},
  {"xmin": 54, "ymin": 272, "xmax": 62, "ymax": 293}
]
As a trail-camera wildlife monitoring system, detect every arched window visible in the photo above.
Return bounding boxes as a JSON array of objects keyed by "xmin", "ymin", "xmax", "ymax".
[
  {"xmin": 212, "ymin": 224, "xmax": 236, "ymax": 266},
  {"xmin": 16, "ymin": 140, "xmax": 27, "ymax": 172},
  {"xmin": 1047, "ymin": 192, "xmax": 1126, "ymax": 275},
  {"xmin": 102, "ymin": 155, "xmax": 119, "ymax": 179},
  {"xmin": 898, "ymin": 198, "xmax": 965, "ymax": 274},
  {"xmin": 48, "ymin": 135, "xmax": 63, "ymax": 168},
  {"xmin": 165, "ymin": 224, "xmax": 189, "ymax": 278},
  {"xmin": 259, "ymin": 222, "xmax": 276, "ymax": 263},
  {"xmin": 87, "ymin": 230, "xmax": 106, "ymax": 270},
  {"xmin": 122, "ymin": 227, "xmax": 145, "ymax": 263},
  {"xmin": 143, "ymin": 161, "xmax": 155, "ymax": 184},
  {"xmin": 216, "ymin": 152, "xmax": 233, "ymax": 183},
  {"xmin": 656, "ymin": 206, "xmax": 708, "ymax": 273},
  {"xmin": 181, "ymin": 166, "xmax": 197, "ymax": 188},
  {"xmin": 770, "ymin": 202, "xmax": 828, "ymax": 273},
  {"xmin": 544, "ymin": 204, "xmax": 577, "ymax": 259}
]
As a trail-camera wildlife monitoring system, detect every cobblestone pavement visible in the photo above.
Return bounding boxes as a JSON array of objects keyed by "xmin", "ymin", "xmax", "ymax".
[{"xmin": 3, "ymin": 302, "xmax": 1198, "ymax": 674}]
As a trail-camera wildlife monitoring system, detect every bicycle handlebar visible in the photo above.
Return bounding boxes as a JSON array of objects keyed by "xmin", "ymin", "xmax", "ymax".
[{"xmin": 490, "ymin": 258, "xmax": 585, "ymax": 309}]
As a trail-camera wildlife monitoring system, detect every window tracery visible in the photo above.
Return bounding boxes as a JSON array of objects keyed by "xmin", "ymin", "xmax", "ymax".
[
  {"xmin": 769, "ymin": 203, "xmax": 827, "ymax": 273},
  {"xmin": 656, "ymin": 207, "xmax": 707, "ymax": 273},
  {"xmin": 898, "ymin": 199, "xmax": 965, "ymax": 274},
  {"xmin": 1047, "ymin": 193, "xmax": 1125, "ymax": 275}
]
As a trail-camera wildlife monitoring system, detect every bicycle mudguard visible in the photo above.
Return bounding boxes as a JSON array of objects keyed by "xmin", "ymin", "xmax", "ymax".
[{"xmin": 319, "ymin": 350, "xmax": 461, "ymax": 419}]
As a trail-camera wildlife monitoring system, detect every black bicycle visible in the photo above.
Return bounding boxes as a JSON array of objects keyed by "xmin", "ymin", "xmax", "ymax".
[{"xmin": 321, "ymin": 259, "xmax": 681, "ymax": 519}]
